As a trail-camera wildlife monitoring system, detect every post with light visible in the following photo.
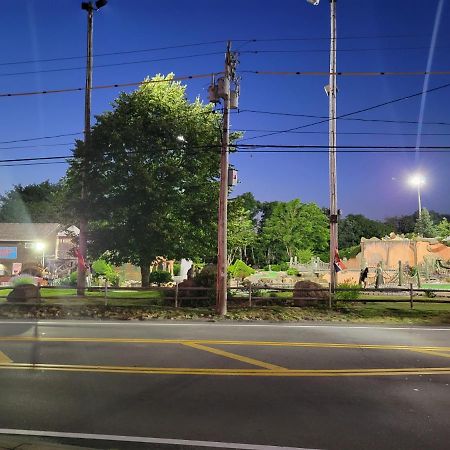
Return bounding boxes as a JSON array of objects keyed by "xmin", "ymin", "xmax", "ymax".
[
  {"xmin": 78, "ymin": 0, "xmax": 107, "ymax": 296},
  {"xmin": 408, "ymin": 174, "xmax": 425, "ymax": 219},
  {"xmin": 306, "ymin": 0, "xmax": 339, "ymax": 298},
  {"xmin": 35, "ymin": 242, "xmax": 45, "ymax": 269},
  {"xmin": 208, "ymin": 42, "xmax": 239, "ymax": 316}
]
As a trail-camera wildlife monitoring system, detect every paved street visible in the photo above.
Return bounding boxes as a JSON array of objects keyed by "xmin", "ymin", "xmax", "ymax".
[{"xmin": 0, "ymin": 320, "xmax": 449, "ymax": 449}]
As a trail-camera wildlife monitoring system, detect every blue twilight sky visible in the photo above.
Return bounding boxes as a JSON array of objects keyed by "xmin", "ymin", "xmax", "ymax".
[{"xmin": 0, "ymin": 0, "xmax": 449, "ymax": 220}]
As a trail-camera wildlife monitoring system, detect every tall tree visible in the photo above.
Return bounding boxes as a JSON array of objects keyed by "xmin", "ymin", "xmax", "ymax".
[
  {"xmin": 436, "ymin": 218, "xmax": 450, "ymax": 238},
  {"xmin": 414, "ymin": 208, "xmax": 436, "ymax": 237},
  {"xmin": 339, "ymin": 214, "xmax": 392, "ymax": 248},
  {"xmin": 0, "ymin": 180, "xmax": 65, "ymax": 223},
  {"xmin": 260, "ymin": 199, "xmax": 329, "ymax": 262},
  {"xmin": 66, "ymin": 74, "xmax": 228, "ymax": 286}
]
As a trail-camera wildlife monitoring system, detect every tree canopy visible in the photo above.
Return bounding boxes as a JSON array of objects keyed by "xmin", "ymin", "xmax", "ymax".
[
  {"xmin": 66, "ymin": 74, "xmax": 226, "ymax": 286},
  {"xmin": 339, "ymin": 214, "xmax": 392, "ymax": 248},
  {"xmin": 0, "ymin": 180, "xmax": 65, "ymax": 223}
]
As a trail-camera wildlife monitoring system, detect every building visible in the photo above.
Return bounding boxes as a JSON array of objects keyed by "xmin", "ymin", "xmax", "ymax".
[{"xmin": 0, "ymin": 223, "xmax": 78, "ymax": 280}]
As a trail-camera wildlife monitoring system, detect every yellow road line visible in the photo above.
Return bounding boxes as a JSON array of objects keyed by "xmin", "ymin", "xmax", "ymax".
[
  {"xmin": 408, "ymin": 348, "xmax": 450, "ymax": 359},
  {"xmin": 182, "ymin": 342, "xmax": 286, "ymax": 370},
  {"xmin": 0, "ymin": 351, "xmax": 12, "ymax": 364},
  {"xmin": 0, "ymin": 363, "xmax": 449, "ymax": 377},
  {"xmin": 1, "ymin": 336, "xmax": 449, "ymax": 352}
]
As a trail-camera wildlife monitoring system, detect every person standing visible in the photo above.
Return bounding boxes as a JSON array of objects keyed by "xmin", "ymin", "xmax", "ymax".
[{"xmin": 375, "ymin": 263, "xmax": 384, "ymax": 289}]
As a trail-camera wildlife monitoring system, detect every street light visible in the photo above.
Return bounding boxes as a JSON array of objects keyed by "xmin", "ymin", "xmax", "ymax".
[
  {"xmin": 306, "ymin": 0, "xmax": 338, "ymax": 299},
  {"xmin": 34, "ymin": 242, "xmax": 46, "ymax": 268},
  {"xmin": 408, "ymin": 174, "xmax": 425, "ymax": 218},
  {"xmin": 78, "ymin": 0, "xmax": 107, "ymax": 296}
]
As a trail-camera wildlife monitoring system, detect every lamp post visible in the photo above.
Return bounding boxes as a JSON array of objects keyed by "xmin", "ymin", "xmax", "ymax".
[
  {"xmin": 306, "ymin": 0, "xmax": 339, "ymax": 294},
  {"xmin": 408, "ymin": 174, "xmax": 425, "ymax": 219},
  {"xmin": 35, "ymin": 242, "xmax": 45, "ymax": 269},
  {"xmin": 78, "ymin": 0, "xmax": 107, "ymax": 296}
]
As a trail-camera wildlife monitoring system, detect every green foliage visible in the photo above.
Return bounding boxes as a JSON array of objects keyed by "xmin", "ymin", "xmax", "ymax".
[
  {"xmin": 436, "ymin": 218, "xmax": 450, "ymax": 238},
  {"xmin": 296, "ymin": 248, "xmax": 314, "ymax": 263},
  {"xmin": 339, "ymin": 245, "xmax": 361, "ymax": 260},
  {"xmin": 0, "ymin": 180, "xmax": 66, "ymax": 223},
  {"xmin": 260, "ymin": 199, "xmax": 329, "ymax": 263},
  {"xmin": 286, "ymin": 268, "xmax": 299, "ymax": 276},
  {"xmin": 385, "ymin": 210, "xmax": 449, "ymax": 235},
  {"xmin": 228, "ymin": 201, "xmax": 257, "ymax": 264},
  {"xmin": 194, "ymin": 264, "xmax": 217, "ymax": 287},
  {"xmin": 173, "ymin": 263, "xmax": 181, "ymax": 276},
  {"xmin": 414, "ymin": 208, "xmax": 436, "ymax": 237},
  {"xmin": 335, "ymin": 282, "xmax": 360, "ymax": 301},
  {"xmin": 339, "ymin": 215, "xmax": 392, "ymax": 248},
  {"xmin": 92, "ymin": 259, "xmax": 119, "ymax": 286},
  {"xmin": 66, "ymin": 73, "xmax": 229, "ymax": 286},
  {"xmin": 148, "ymin": 270, "xmax": 172, "ymax": 286},
  {"xmin": 12, "ymin": 275, "xmax": 36, "ymax": 287},
  {"xmin": 228, "ymin": 259, "xmax": 255, "ymax": 280},
  {"xmin": 69, "ymin": 271, "xmax": 78, "ymax": 286},
  {"xmin": 263, "ymin": 262, "xmax": 289, "ymax": 272}
]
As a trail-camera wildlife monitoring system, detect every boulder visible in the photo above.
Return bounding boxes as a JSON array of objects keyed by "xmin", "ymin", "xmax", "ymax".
[
  {"xmin": 7, "ymin": 284, "xmax": 41, "ymax": 303},
  {"xmin": 293, "ymin": 280, "xmax": 328, "ymax": 306}
]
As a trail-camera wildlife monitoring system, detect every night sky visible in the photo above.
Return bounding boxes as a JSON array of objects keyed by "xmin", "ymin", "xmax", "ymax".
[{"xmin": 0, "ymin": 0, "xmax": 449, "ymax": 220}]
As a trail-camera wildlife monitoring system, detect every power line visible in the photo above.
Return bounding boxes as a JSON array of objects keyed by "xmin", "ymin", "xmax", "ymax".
[
  {"xmin": 239, "ymin": 46, "xmax": 449, "ymax": 54},
  {"xmin": 0, "ymin": 51, "xmax": 224, "ymax": 78},
  {"xmin": 239, "ymin": 81, "xmax": 450, "ymax": 141},
  {"xmin": 240, "ymin": 69, "xmax": 450, "ymax": 77},
  {"xmin": 0, "ymin": 35, "xmax": 429, "ymax": 67},
  {"xmin": 237, "ymin": 129, "xmax": 450, "ymax": 136},
  {"xmin": 0, "ymin": 73, "xmax": 218, "ymax": 98},
  {"xmin": 235, "ymin": 109, "xmax": 450, "ymax": 127},
  {"xmin": 0, "ymin": 133, "xmax": 81, "ymax": 144},
  {"xmin": 0, "ymin": 142, "xmax": 74, "ymax": 151}
]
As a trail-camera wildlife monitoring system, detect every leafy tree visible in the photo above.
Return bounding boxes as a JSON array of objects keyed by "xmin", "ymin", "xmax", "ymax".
[
  {"xmin": 227, "ymin": 201, "xmax": 257, "ymax": 264},
  {"xmin": 227, "ymin": 259, "xmax": 255, "ymax": 281},
  {"xmin": 436, "ymin": 218, "xmax": 450, "ymax": 238},
  {"xmin": 91, "ymin": 259, "xmax": 119, "ymax": 285},
  {"xmin": 414, "ymin": 208, "xmax": 436, "ymax": 237},
  {"xmin": 0, "ymin": 180, "xmax": 65, "ymax": 223},
  {"xmin": 339, "ymin": 214, "xmax": 392, "ymax": 248},
  {"xmin": 260, "ymin": 199, "xmax": 329, "ymax": 262},
  {"xmin": 231, "ymin": 192, "xmax": 260, "ymax": 225},
  {"xmin": 385, "ymin": 210, "xmax": 450, "ymax": 235},
  {"xmin": 66, "ymin": 74, "xmax": 229, "ymax": 286}
]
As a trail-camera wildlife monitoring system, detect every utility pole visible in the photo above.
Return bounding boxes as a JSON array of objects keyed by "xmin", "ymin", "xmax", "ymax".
[
  {"xmin": 328, "ymin": 0, "xmax": 338, "ymax": 294},
  {"xmin": 78, "ymin": 0, "xmax": 107, "ymax": 296},
  {"xmin": 216, "ymin": 42, "xmax": 232, "ymax": 316},
  {"xmin": 77, "ymin": 5, "xmax": 94, "ymax": 296}
]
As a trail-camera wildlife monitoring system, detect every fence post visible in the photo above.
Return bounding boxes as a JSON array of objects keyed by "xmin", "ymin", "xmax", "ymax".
[
  {"xmin": 398, "ymin": 260, "xmax": 403, "ymax": 286},
  {"xmin": 248, "ymin": 283, "xmax": 252, "ymax": 307},
  {"xmin": 409, "ymin": 282, "xmax": 413, "ymax": 309},
  {"xmin": 104, "ymin": 280, "xmax": 108, "ymax": 306},
  {"xmin": 175, "ymin": 283, "xmax": 179, "ymax": 308},
  {"xmin": 328, "ymin": 282, "xmax": 332, "ymax": 309},
  {"xmin": 416, "ymin": 270, "xmax": 421, "ymax": 289}
]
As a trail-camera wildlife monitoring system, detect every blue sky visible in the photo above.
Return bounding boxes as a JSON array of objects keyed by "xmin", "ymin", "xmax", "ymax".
[{"xmin": 0, "ymin": 0, "xmax": 449, "ymax": 219}]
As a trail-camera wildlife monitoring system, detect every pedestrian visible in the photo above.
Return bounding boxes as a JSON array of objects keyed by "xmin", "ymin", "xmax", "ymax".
[
  {"xmin": 375, "ymin": 263, "xmax": 383, "ymax": 289},
  {"xmin": 359, "ymin": 267, "xmax": 369, "ymax": 288}
]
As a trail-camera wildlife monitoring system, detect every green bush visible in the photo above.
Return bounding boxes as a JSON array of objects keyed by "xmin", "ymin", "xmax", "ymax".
[
  {"xmin": 335, "ymin": 282, "xmax": 360, "ymax": 301},
  {"xmin": 296, "ymin": 249, "xmax": 314, "ymax": 263},
  {"xmin": 11, "ymin": 275, "xmax": 37, "ymax": 287},
  {"xmin": 194, "ymin": 264, "xmax": 216, "ymax": 287},
  {"xmin": 69, "ymin": 271, "xmax": 78, "ymax": 286},
  {"xmin": 263, "ymin": 262, "xmax": 289, "ymax": 272},
  {"xmin": 173, "ymin": 263, "xmax": 181, "ymax": 276},
  {"xmin": 92, "ymin": 259, "xmax": 119, "ymax": 286},
  {"xmin": 286, "ymin": 268, "xmax": 299, "ymax": 276},
  {"xmin": 339, "ymin": 245, "xmax": 361, "ymax": 260},
  {"xmin": 228, "ymin": 259, "xmax": 255, "ymax": 281},
  {"xmin": 149, "ymin": 270, "xmax": 172, "ymax": 286}
]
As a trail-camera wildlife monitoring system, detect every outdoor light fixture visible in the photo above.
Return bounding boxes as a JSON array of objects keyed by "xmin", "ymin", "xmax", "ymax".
[
  {"xmin": 408, "ymin": 173, "xmax": 426, "ymax": 218},
  {"xmin": 306, "ymin": 0, "xmax": 320, "ymax": 6},
  {"xmin": 34, "ymin": 242, "xmax": 45, "ymax": 251},
  {"xmin": 81, "ymin": 0, "xmax": 107, "ymax": 11}
]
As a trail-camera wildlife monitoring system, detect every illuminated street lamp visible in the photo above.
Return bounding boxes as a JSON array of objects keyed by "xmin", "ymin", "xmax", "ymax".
[
  {"xmin": 35, "ymin": 242, "xmax": 46, "ymax": 268},
  {"xmin": 408, "ymin": 174, "xmax": 425, "ymax": 219}
]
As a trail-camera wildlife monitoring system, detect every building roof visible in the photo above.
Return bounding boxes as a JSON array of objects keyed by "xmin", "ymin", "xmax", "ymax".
[{"xmin": 0, "ymin": 223, "xmax": 62, "ymax": 242}]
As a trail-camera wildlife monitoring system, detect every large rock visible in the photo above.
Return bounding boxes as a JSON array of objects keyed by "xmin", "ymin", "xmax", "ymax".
[
  {"xmin": 7, "ymin": 284, "xmax": 41, "ymax": 303},
  {"xmin": 293, "ymin": 280, "xmax": 328, "ymax": 306}
]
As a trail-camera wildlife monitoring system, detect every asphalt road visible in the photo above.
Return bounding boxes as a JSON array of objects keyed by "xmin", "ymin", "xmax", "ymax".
[{"xmin": 0, "ymin": 320, "xmax": 449, "ymax": 450}]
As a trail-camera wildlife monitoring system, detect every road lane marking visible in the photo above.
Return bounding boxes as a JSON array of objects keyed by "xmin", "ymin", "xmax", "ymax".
[
  {"xmin": 0, "ymin": 350, "xmax": 11, "ymax": 364},
  {"xmin": 182, "ymin": 342, "xmax": 286, "ymax": 370},
  {"xmin": 1, "ymin": 336, "xmax": 449, "ymax": 352},
  {"xmin": 0, "ymin": 429, "xmax": 319, "ymax": 450},
  {"xmin": 0, "ymin": 363, "xmax": 449, "ymax": 377},
  {"xmin": 408, "ymin": 348, "xmax": 450, "ymax": 358}
]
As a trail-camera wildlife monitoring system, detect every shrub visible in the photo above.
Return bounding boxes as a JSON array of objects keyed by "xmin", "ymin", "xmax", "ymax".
[
  {"xmin": 263, "ymin": 262, "xmax": 289, "ymax": 272},
  {"xmin": 228, "ymin": 259, "xmax": 255, "ymax": 281},
  {"xmin": 92, "ymin": 259, "xmax": 119, "ymax": 286},
  {"xmin": 173, "ymin": 263, "xmax": 181, "ymax": 276},
  {"xmin": 149, "ymin": 270, "xmax": 172, "ymax": 286},
  {"xmin": 69, "ymin": 271, "xmax": 78, "ymax": 286},
  {"xmin": 296, "ymin": 249, "xmax": 314, "ymax": 263},
  {"xmin": 194, "ymin": 264, "xmax": 217, "ymax": 287},
  {"xmin": 339, "ymin": 245, "xmax": 361, "ymax": 260},
  {"xmin": 335, "ymin": 282, "xmax": 360, "ymax": 301},
  {"xmin": 286, "ymin": 268, "xmax": 299, "ymax": 276},
  {"xmin": 11, "ymin": 274, "xmax": 37, "ymax": 287}
]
